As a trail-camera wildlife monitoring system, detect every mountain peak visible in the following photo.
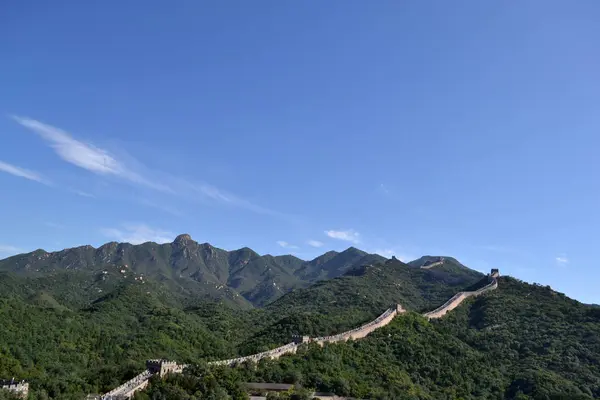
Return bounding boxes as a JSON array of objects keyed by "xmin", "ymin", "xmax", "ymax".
[
  {"xmin": 174, "ymin": 234, "xmax": 193, "ymax": 244},
  {"xmin": 342, "ymin": 246, "xmax": 365, "ymax": 254}
]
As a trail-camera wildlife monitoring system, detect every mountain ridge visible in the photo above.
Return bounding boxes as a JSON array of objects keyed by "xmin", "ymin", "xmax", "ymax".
[
  {"xmin": 0, "ymin": 235, "xmax": 423, "ymax": 307},
  {"xmin": 2, "ymin": 238, "xmax": 598, "ymax": 399}
]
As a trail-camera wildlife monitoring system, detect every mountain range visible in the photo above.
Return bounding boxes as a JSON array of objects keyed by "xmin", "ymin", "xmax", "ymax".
[
  {"xmin": 1, "ymin": 235, "xmax": 599, "ymax": 399},
  {"xmin": 0, "ymin": 234, "xmax": 405, "ymax": 307}
]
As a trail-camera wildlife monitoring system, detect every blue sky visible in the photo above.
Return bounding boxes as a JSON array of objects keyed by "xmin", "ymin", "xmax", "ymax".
[{"xmin": 1, "ymin": 1, "xmax": 599, "ymax": 303}]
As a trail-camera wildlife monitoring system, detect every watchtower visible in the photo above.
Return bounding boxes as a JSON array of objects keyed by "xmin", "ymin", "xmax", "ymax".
[
  {"xmin": 490, "ymin": 268, "xmax": 500, "ymax": 278},
  {"xmin": 291, "ymin": 335, "xmax": 310, "ymax": 344},
  {"xmin": 146, "ymin": 360, "xmax": 180, "ymax": 377}
]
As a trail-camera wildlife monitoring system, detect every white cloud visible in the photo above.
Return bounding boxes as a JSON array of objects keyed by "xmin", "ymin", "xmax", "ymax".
[
  {"xmin": 307, "ymin": 240, "xmax": 324, "ymax": 248},
  {"xmin": 0, "ymin": 245, "xmax": 22, "ymax": 255},
  {"xmin": 14, "ymin": 116, "xmax": 122, "ymax": 174},
  {"xmin": 276, "ymin": 240, "xmax": 299, "ymax": 249},
  {"xmin": 101, "ymin": 224, "xmax": 175, "ymax": 245},
  {"xmin": 556, "ymin": 256, "xmax": 569, "ymax": 265},
  {"xmin": 13, "ymin": 116, "xmax": 172, "ymax": 193},
  {"xmin": 13, "ymin": 116, "xmax": 295, "ymax": 220},
  {"xmin": 379, "ymin": 183, "xmax": 389, "ymax": 194},
  {"xmin": 325, "ymin": 229, "xmax": 360, "ymax": 244},
  {"xmin": 0, "ymin": 160, "xmax": 49, "ymax": 185}
]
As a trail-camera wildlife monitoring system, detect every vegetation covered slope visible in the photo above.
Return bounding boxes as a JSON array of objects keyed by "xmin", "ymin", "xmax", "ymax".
[
  {"xmin": 1, "ymin": 249, "xmax": 597, "ymax": 400},
  {"xmin": 138, "ymin": 278, "xmax": 600, "ymax": 400},
  {"xmin": 0, "ymin": 256, "xmax": 482, "ymax": 399}
]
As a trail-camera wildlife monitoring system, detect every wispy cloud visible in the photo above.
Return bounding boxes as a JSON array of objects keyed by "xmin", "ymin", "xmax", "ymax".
[
  {"xmin": 13, "ymin": 116, "xmax": 172, "ymax": 192},
  {"xmin": 556, "ymin": 255, "xmax": 569, "ymax": 265},
  {"xmin": 307, "ymin": 240, "xmax": 324, "ymax": 248},
  {"xmin": 379, "ymin": 183, "xmax": 389, "ymax": 194},
  {"xmin": 276, "ymin": 240, "xmax": 299, "ymax": 249},
  {"xmin": 101, "ymin": 224, "xmax": 175, "ymax": 245},
  {"xmin": 188, "ymin": 183, "xmax": 297, "ymax": 221},
  {"xmin": 13, "ymin": 116, "xmax": 294, "ymax": 220},
  {"xmin": 325, "ymin": 229, "xmax": 361, "ymax": 244},
  {"xmin": 0, "ymin": 160, "xmax": 50, "ymax": 185},
  {"xmin": 45, "ymin": 221, "xmax": 64, "ymax": 229},
  {"xmin": 139, "ymin": 199, "xmax": 183, "ymax": 217},
  {"xmin": 0, "ymin": 245, "xmax": 22, "ymax": 255},
  {"xmin": 70, "ymin": 189, "xmax": 95, "ymax": 198}
]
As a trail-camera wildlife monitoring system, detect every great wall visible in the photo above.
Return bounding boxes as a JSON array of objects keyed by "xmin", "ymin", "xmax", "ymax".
[
  {"xmin": 2, "ymin": 268, "xmax": 499, "ymax": 400},
  {"xmin": 89, "ymin": 268, "xmax": 501, "ymax": 400}
]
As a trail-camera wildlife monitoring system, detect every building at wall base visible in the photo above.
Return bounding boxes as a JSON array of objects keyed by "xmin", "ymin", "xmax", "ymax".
[{"xmin": 0, "ymin": 380, "xmax": 29, "ymax": 399}]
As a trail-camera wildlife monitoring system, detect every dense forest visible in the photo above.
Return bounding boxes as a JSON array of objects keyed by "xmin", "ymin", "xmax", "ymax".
[{"xmin": 1, "ymin": 254, "xmax": 599, "ymax": 399}]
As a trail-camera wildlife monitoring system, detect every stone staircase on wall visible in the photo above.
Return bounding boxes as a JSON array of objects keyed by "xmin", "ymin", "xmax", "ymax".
[{"xmin": 99, "ymin": 269, "xmax": 500, "ymax": 399}]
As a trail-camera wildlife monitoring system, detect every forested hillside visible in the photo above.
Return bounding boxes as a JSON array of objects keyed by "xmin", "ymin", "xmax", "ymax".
[
  {"xmin": 135, "ymin": 278, "xmax": 600, "ymax": 400},
  {"xmin": 0, "ymin": 249, "xmax": 598, "ymax": 399}
]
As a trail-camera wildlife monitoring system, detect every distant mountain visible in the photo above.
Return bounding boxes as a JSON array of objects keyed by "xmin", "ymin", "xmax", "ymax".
[
  {"xmin": 0, "ymin": 234, "xmax": 386, "ymax": 307},
  {"xmin": 408, "ymin": 255, "xmax": 465, "ymax": 269},
  {"xmin": 269, "ymin": 256, "xmax": 484, "ymax": 317},
  {"xmin": 293, "ymin": 247, "xmax": 386, "ymax": 281}
]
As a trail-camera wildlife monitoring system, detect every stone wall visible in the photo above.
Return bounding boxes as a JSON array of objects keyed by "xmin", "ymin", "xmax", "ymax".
[
  {"xmin": 421, "ymin": 259, "xmax": 444, "ymax": 269},
  {"xmin": 99, "ymin": 270, "xmax": 499, "ymax": 399},
  {"xmin": 313, "ymin": 305, "xmax": 405, "ymax": 345},
  {"xmin": 208, "ymin": 342, "xmax": 300, "ymax": 367},
  {"xmin": 101, "ymin": 370, "xmax": 152, "ymax": 399},
  {"xmin": 423, "ymin": 272, "xmax": 499, "ymax": 319},
  {"xmin": 206, "ymin": 305, "xmax": 406, "ymax": 366}
]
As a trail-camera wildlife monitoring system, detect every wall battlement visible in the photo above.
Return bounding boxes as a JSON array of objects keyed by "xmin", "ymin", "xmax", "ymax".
[{"xmin": 99, "ymin": 269, "xmax": 499, "ymax": 399}]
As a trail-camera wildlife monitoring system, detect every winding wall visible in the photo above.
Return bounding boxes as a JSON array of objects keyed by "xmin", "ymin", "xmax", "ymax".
[
  {"xmin": 100, "ymin": 270, "xmax": 499, "ymax": 399},
  {"xmin": 423, "ymin": 276, "xmax": 498, "ymax": 319}
]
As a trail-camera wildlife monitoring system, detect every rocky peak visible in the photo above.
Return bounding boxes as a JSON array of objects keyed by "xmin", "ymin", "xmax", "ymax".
[
  {"xmin": 97, "ymin": 242, "xmax": 118, "ymax": 252},
  {"xmin": 173, "ymin": 234, "xmax": 193, "ymax": 245}
]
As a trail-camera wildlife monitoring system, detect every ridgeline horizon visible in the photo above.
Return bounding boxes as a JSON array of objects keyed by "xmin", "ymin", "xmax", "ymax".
[{"xmin": 0, "ymin": 232, "xmax": 448, "ymax": 265}]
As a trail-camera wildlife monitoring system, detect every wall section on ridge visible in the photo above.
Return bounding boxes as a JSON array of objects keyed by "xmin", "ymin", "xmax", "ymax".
[
  {"xmin": 423, "ymin": 273, "xmax": 499, "ymax": 319},
  {"xmin": 98, "ymin": 271, "xmax": 499, "ymax": 399}
]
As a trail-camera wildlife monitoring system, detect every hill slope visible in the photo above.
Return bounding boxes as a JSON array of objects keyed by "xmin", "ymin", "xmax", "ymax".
[
  {"xmin": 138, "ymin": 277, "xmax": 600, "ymax": 400},
  {"xmin": 0, "ymin": 254, "xmax": 491, "ymax": 399},
  {"xmin": 3, "ymin": 240, "xmax": 597, "ymax": 400}
]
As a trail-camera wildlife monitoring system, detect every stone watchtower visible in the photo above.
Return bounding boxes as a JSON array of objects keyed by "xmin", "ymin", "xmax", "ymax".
[
  {"xmin": 490, "ymin": 268, "xmax": 500, "ymax": 278},
  {"xmin": 146, "ymin": 360, "xmax": 180, "ymax": 377},
  {"xmin": 291, "ymin": 335, "xmax": 310, "ymax": 344}
]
